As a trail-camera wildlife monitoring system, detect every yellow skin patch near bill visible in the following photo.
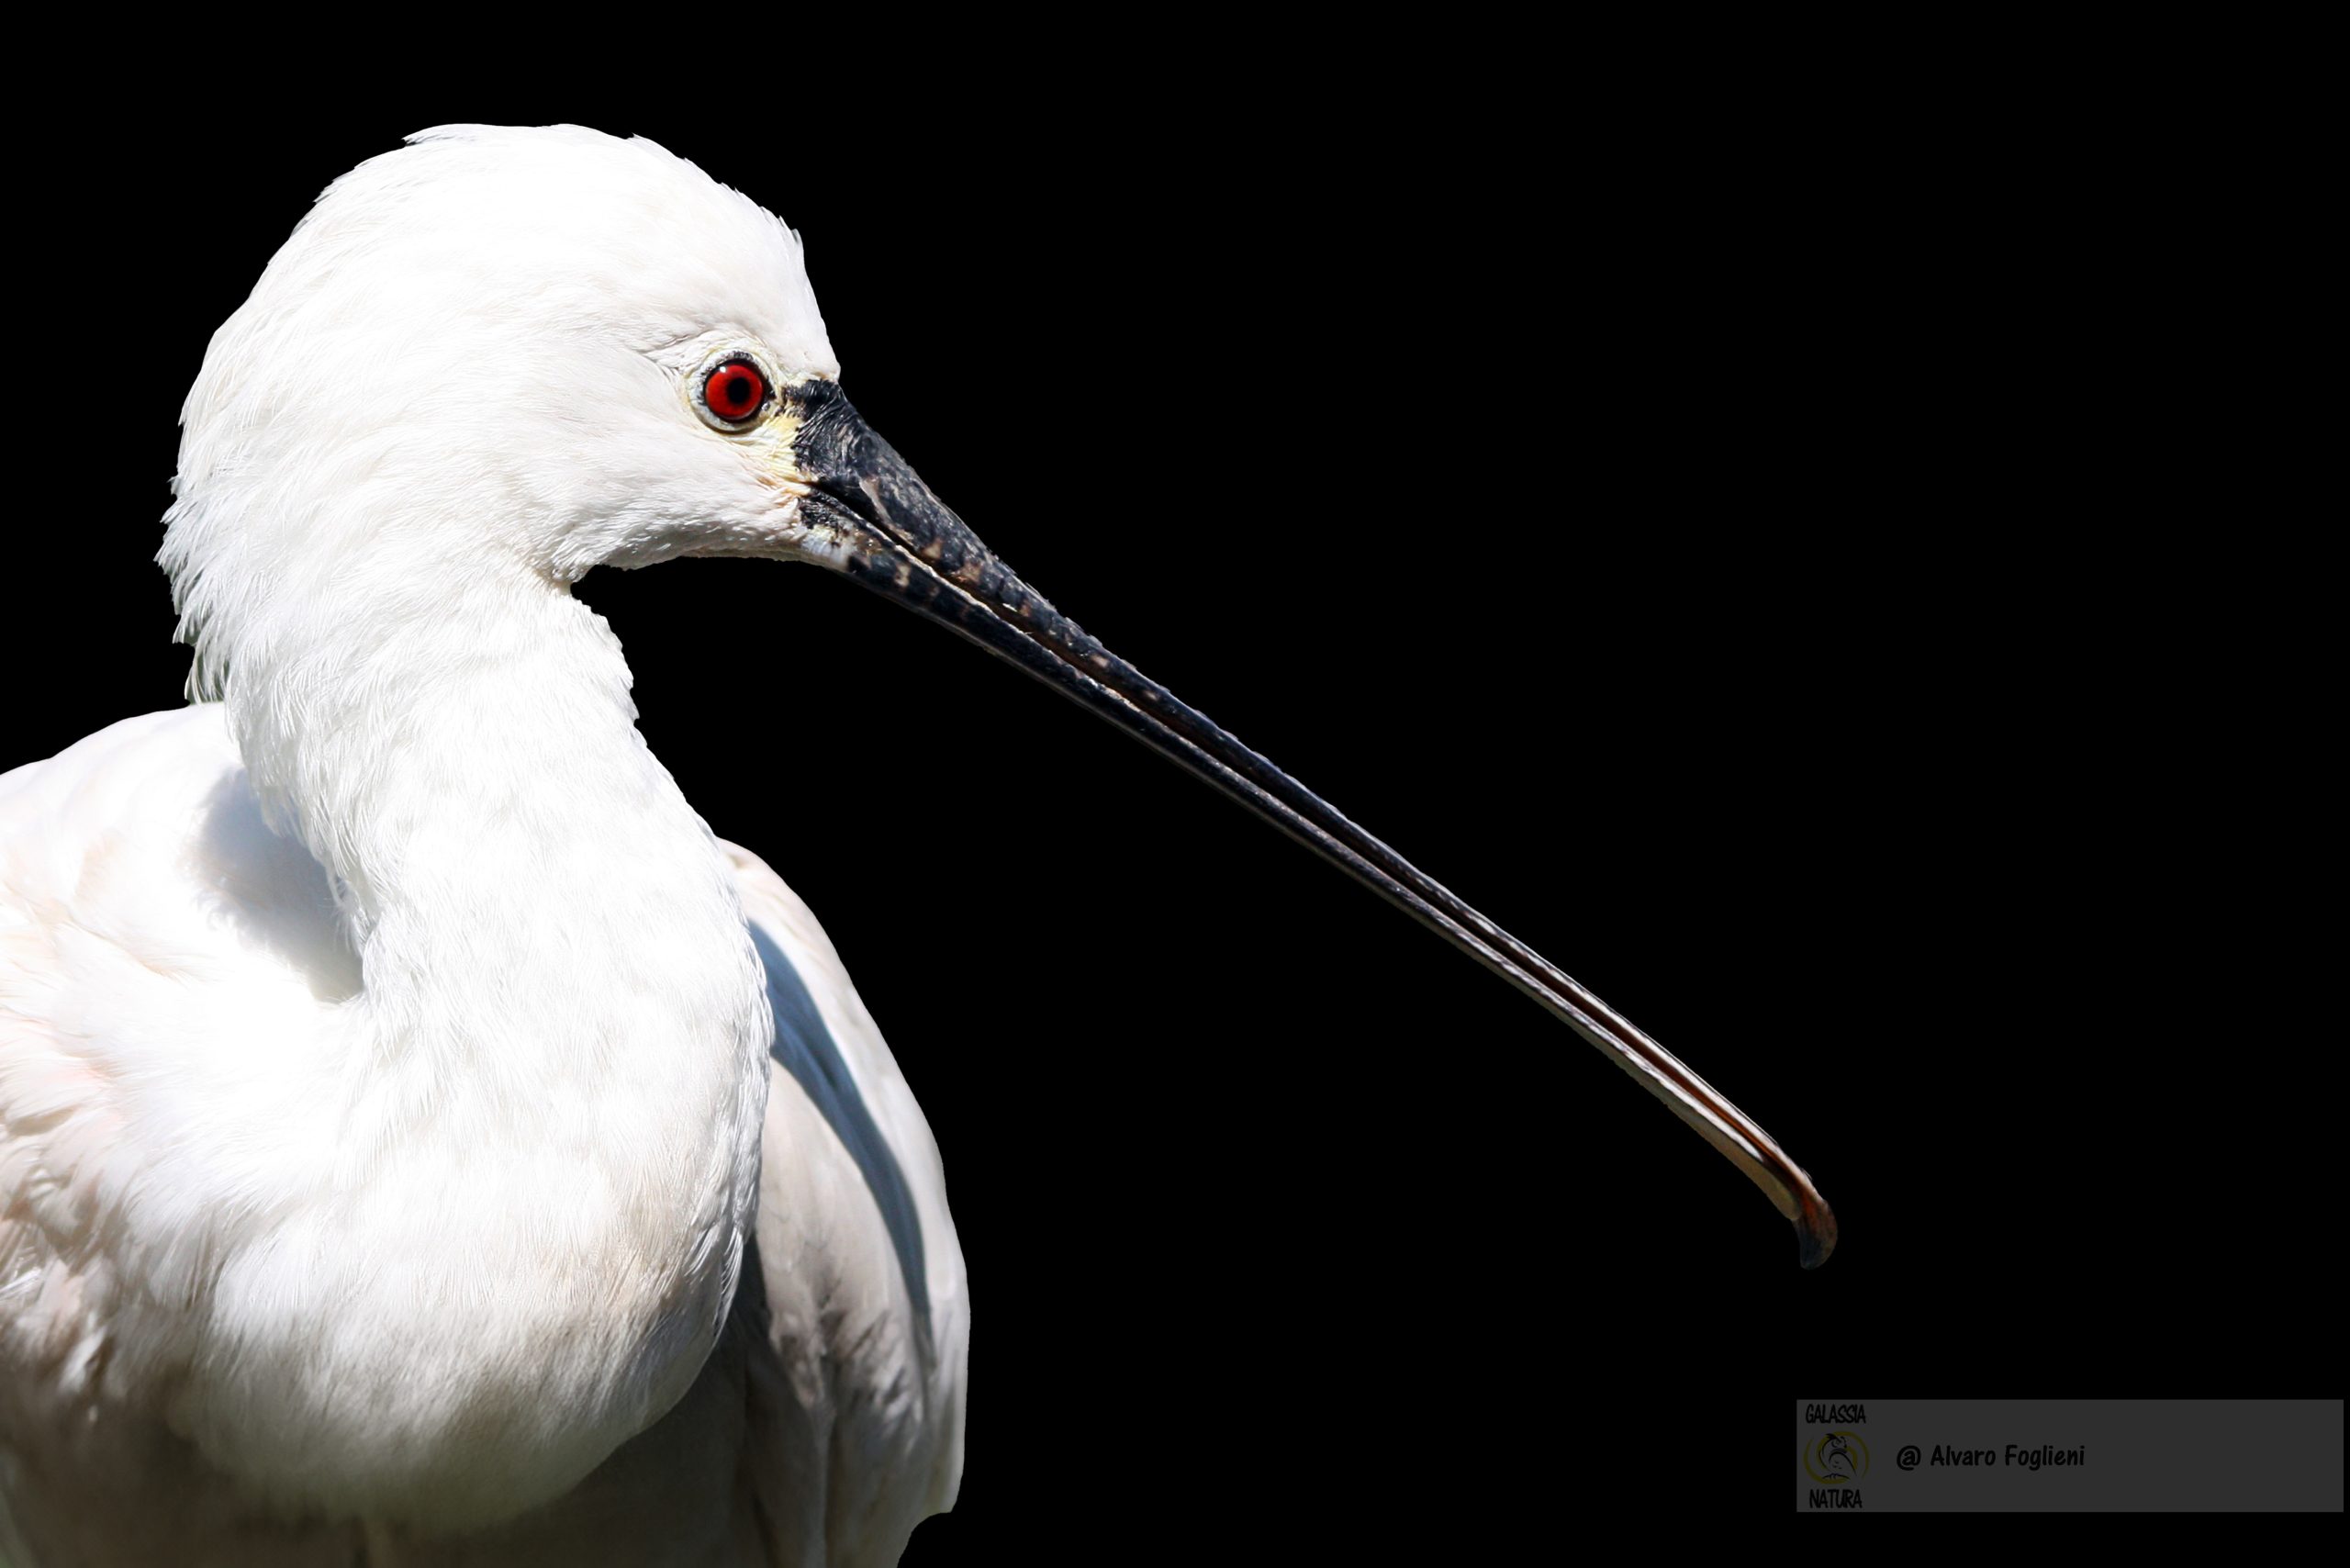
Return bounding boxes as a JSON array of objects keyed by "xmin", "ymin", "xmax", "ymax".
[
  {"xmin": 754, "ymin": 374, "xmax": 860, "ymax": 566},
  {"xmin": 749, "ymin": 395, "xmax": 812, "ymax": 497}
]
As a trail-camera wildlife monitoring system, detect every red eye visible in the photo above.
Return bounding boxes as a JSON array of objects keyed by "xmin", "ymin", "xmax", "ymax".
[{"xmin": 702, "ymin": 360, "xmax": 767, "ymax": 423}]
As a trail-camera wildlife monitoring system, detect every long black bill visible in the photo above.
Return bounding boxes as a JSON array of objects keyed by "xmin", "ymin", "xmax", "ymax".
[{"xmin": 788, "ymin": 378, "xmax": 1836, "ymax": 1268}]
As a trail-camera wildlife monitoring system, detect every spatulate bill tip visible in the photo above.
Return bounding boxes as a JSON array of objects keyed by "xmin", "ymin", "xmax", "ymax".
[{"xmin": 1796, "ymin": 1195, "xmax": 1839, "ymax": 1269}]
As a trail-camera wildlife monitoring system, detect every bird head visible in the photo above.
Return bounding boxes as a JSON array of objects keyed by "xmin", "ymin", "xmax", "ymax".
[
  {"xmin": 162, "ymin": 125, "xmax": 855, "ymax": 642},
  {"xmin": 161, "ymin": 124, "xmax": 1058, "ymax": 730}
]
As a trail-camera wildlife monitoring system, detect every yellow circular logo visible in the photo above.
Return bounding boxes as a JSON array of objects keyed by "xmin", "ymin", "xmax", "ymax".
[{"xmin": 1805, "ymin": 1429, "xmax": 1871, "ymax": 1484}]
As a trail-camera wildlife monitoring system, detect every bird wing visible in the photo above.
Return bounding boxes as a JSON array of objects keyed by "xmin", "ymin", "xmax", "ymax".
[
  {"xmin": 719, "ymin": 842, "xmax": 969, "ymax": 1566},
  {"xmin": 1, "ymin": 705, "xmax": 370, "ymax": 1563}
]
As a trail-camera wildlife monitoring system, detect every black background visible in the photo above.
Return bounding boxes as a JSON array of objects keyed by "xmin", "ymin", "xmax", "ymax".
[{"xmin": 8, "ymin": 51, "xmax": 2330, "ymax": 1554}]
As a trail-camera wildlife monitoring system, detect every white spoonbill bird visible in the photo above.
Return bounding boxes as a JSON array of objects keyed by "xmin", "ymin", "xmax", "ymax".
[{"xmin": 0, "ymin": 125, "xmax": 1833, "ymax": 1564}]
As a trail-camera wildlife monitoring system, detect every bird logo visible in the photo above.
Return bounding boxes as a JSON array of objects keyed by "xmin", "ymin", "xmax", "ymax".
[{"xmin": 1805, "ymin": 1429, "xmax": 1871, "ymax": 1484}]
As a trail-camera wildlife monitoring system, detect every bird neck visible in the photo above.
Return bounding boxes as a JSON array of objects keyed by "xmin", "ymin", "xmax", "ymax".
[
  {"xmin": 243, "ymin": 573, "xmax": 759, "ymax": 1070},
  {"xmin": 253, "ymin": 569, "xmax": 770, "ymax": 1144},
  {"xmin": 193, "ymin": 573, "xmax": 773, "ymax": 1523}
]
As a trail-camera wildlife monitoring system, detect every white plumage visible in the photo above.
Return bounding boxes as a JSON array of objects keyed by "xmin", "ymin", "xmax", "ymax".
[{"xmin": 2, "ymin": 126, "xmax": 965, "ymax": 1565}]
